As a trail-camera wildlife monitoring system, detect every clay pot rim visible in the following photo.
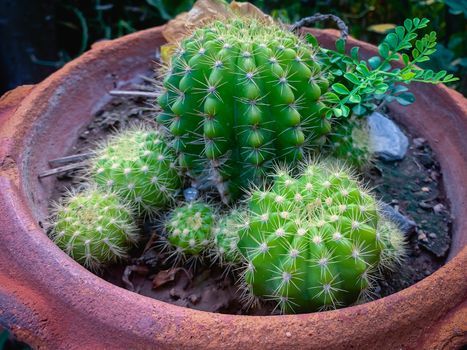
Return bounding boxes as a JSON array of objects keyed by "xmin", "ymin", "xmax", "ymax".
[{"xmin": 1, "ymin": 25, "xmax": 466, "ymax": 348}]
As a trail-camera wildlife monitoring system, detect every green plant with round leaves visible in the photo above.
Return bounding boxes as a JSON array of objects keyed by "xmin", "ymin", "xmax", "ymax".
[
  {"xmin": 307, "ymin": 18, "xmax": 459, "ymax": 165},
  {"xmin": 49, "ymin": 187, "xmax": 139, "ymax": 270},
  {"xmin": 90, "ymin": 126, "xmax": 182, "ymax": 215},
  {"xmin": 235, "ymin": 159, "xmax": 406, "ymax": 314},
  {"xmin": 164, "ymin": 201, "xmax": 216, "ymax": 264},
  {"xmin": 157, "ymin": 17, "xmax": 333, "ymax": 202}
]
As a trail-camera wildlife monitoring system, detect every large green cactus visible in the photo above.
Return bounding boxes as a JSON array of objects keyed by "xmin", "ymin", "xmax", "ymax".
[
  {"xmin": 236, "ymin": 160, "xmax": 405, "ymax": 313},
  {"xmin": 157, "ymin": 17, "xmax": 330, "ymax": 201}
]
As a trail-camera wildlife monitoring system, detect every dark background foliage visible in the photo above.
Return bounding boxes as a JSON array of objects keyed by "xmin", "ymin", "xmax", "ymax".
[{"xmin": 0, "ymin": 0, "xmax": 465, "ymax": 95}]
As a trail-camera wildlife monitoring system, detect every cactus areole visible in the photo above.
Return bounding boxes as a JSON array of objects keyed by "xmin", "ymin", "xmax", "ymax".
[{"xmin": 158, "ymin": 18, "xmax": 330, "ymax": 201}]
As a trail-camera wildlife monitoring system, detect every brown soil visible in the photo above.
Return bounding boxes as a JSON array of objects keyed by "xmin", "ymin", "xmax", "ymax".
[{"xmin": 48, "ymin": 76, "xmax": 452, "ymax": 315}]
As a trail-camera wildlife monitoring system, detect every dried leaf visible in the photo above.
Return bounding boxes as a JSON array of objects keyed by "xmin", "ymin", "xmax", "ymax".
[
  {"xmin": 161, "ymin": 0, "xmax": 271, "ymax": 44},
  {"xmin": 152, "ymin": 267, "xmax": 192, "ymax": 289},
  {"xmin": 367, "ymin": 23, "xmax": 397, "ymax": 34},
  {"xmin": 230, "ymin": 1, "xmax": 272, "ymax": 22},
  {"xmin": 162, "ymin": 0, "xmax": 232, "ymax": 44}
]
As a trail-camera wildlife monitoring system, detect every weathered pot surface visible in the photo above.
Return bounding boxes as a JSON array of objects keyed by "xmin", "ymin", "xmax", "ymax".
[{"xmin": 0, "ymin": 25, "xmax": 466, "ymax": 350}]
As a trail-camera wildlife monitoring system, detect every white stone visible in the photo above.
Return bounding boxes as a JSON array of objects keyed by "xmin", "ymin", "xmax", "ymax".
[{"xmin": 367, "ymin": 112, "xmax": 408, "ymax": 161}]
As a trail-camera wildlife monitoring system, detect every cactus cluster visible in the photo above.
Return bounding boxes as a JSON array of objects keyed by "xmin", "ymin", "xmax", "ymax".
[
  {"xmin": 157, "ymin": 17, "xmax": 331, "ymax": 201},
  {"xmin": 164, "ymin": 202, "xmax": 216, "ymax": 263},
  {"xmin": 234, "ymin": 160, "xmax": 405, "ymax": 313},
  {"xmin": 90, "ymin": 127, "xmax": 182, "ymax": 214},
  {"xmin": 50, "ymin": 187, "xmax": 138, "ymax": 270}
]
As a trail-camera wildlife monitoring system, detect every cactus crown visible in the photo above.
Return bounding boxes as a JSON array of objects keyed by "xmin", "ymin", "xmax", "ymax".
[
  {"xmin": 90, "ymin": 126, "xmax": 182, "ymax": 214},
  {"xmin": 49, "ymin": 187, "xmax": 138, "ymax": 270},
  {"xmin": 158, "ymin": 17, "xmax": 331, "ymax": 202},
  {"xmin": 235, "ymin": 160, "xmax": 405, "ymax": 313}
]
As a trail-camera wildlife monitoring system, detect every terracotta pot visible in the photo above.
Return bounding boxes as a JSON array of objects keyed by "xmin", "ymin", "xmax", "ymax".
[{"xmin": 0, "ymin": 25, "xmax": 466, "ymax": 350}]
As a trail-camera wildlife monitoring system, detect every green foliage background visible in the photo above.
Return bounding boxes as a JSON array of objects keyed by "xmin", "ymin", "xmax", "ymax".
[{"xmin": 52, "ymin": 0, "xmax": 466, "ymax": 94}]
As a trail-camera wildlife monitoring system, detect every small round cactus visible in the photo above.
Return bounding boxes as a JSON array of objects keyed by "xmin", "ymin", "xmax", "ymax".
[
  {"xmin": 236, "ymin": 160, "xmax": 405, "ymax": 313},
  {"xmin": 49, "ymin": 187, "xmax": 138, "ymax": 270},
  {"xmin": 90, "ymin": 126, "xmax": 182, "ymax": 214},
  {"xmin": 211, "ymin": 210, "xmax": 243, "ymax": 267},
  {"xmin": 164, "ymin": 202, "xmax": 216, "ymax": 263},
  {"xmin": 157, "ymin": 17, "xmax": 331, "ymax": 202}
]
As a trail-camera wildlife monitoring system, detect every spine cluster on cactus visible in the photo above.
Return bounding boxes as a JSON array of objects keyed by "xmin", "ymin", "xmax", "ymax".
[
  {"xmin": 164, "ymin": 202, "xmax": 216, "ymax": 263},
  {"xmin": 90, "ymin": 126, "xmax": 182, "ymax": 214},
  {"xmin": 157, "ymin": 17, "xmax": 331, "ymax": 201},
  {"xmin": 211, "ymin": 210, "xmax": 242, "ymax": 267},
  {"xmin": 235, "ymin": 160, "xmax": 405, "ymax": 313},
  {"xmin": 49, "ymin": 187, "xmax": 138, "ymax": 270}
]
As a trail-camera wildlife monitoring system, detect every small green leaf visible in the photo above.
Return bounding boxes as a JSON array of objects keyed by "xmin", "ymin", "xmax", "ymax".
[
  {"xmin": 404, "ymin": 19, "xmax": 413, "ymax": 31},
  {"xmin": 323, "ymin": 92, "xmax": 340, "ymax": 103},
  {"xmin": 381, "ymin": 62, "xmax": 392, "ymax": 71},
  {"xmin": 331, "ymin": 83, "xmax": 350, "ymax": 95},
  {"xmin": 393, "ymin": 84, "xmax": 409, "ymax": 93},
  {"xmin": 335, "ymin": 39, "xmax": 346, "ymax": 53},
  {"xmin": 368, "ymin": 56, "xmax": 381, "ymax": 69},
  {"xmin": 402, "ymin": 53, "xmax": 410, "ymax": 65},
  {"xmin": 419, "ymin": 18, "xmax": 429, "ymax": 27},
  {"xmin": 443, "ymin": 74, "xmax": 459, "ymax": 82},
  {"xmin": 344, "ymin": 72, "xmax": 360, "ymax": 85},
  {"xmin": 434, "ymin": 70, "xmax": 447, "ymax": 80},
  {"xmin": 386, "ymin": 33, "xmax": 399, "ymax": 49},
  {"xmin": 378, "ymin": 43, "xmax": 390, "ymax": 58},
  {"xmin": 332, "ymin": 69, "xmax": 344, "ymax": 76},
  {"xmin": 356, "ymin": 63, "xmax": 370, "ymax": 76},
  {"xmin": 401, "ymin": 71, "xmax": 416, "ymax": 80},
  {"xmin": 395, "ymin": 26, "xmax": 405, "ymax": 39},
  {"xmin": 350, "ymin": 47, "xmax": 359, "ymax": 61},
  {"xmin": 415, "ymin": 40, "xmax": 424, "ymax": 53},
  {"xmin": 352, "ymin": 104, "xmax": 367, "ymax": 116},
  {"xmin": 348, "ymin": 94, "xmax": 362, "ymax": 103},
  {"xmin": 396, "ymin": 92, "xmax": 416, "ymax": 105},
  {"xmin": 423, "ymin": 70, "xmax": 434, "ymax": 79},
  {"xmin": 305, "ymin": 33, "xmax": 318, "ymax": 47},
  {"xmin": 375, "ymin": 83, "xmax": 389, "ymax": 94},
  {"xmin": 333, "ymin": 108, "xmax": 343, "ymax": 117},
  {"xmin": 341, "ymin": 105, "xmax": 350, "ymax": 117}
]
